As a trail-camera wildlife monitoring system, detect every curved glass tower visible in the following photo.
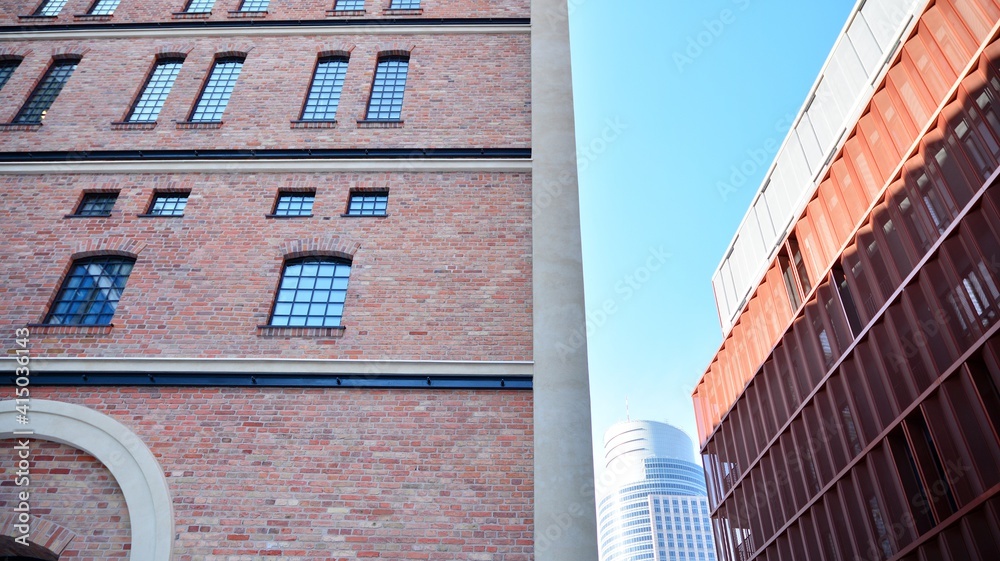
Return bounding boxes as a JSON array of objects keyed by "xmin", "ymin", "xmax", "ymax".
[{"xmin": 598, "ymin": 420, "xmax": 717, "ymax": 561}]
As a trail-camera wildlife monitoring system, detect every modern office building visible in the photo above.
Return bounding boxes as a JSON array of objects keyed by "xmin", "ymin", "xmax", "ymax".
[
  {"xmin": 598, "ymin": 420, "xmax": 716, "ymax": 561},
  {"xmin": 0, "ymin": 0, "xmax": 597, "ymax": 558},
  {"xmin": 693, "ymin": 0, "xmax": 1000, "ymax": 560}
]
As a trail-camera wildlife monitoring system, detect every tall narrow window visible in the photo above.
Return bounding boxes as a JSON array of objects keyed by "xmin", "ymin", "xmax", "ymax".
[
  {"xmin": 45, "ymin": 256, "xmax": 135, "ymax": 325},
  {"xmin": 238, "ymin": 0, "xmax": 269, "ymax": 11},
  {"xmin": 189, "ymin": 57, "xmax": 244, "ymax": 123},
  {"xmin": 779, "ymin": 249, "xmax": 802, "ymax": 311},
  {"xmin": 0, "ymin": 60, "xmax": 20, "ymax": 93},
  {"xmin": 87, "ymin": 0, "xmax": 122, "ymax": 15},
  {"xmin": 33, "ymin": 0, "xmax": 69, "ymax": 16},
  {"xmin": 333, "ymin": 0, "xmax": 364, "ymax": 9},
  {"xmin": 301, "ymin": 56, "xmax": 348, "ymax": 121},
  {"xmin": 365, "ymin": 56, "xmax": 408, "ymax": 121},
  {"xmin": 270, "ymin": 257, "xmax": 351, "ymax": 327},
  {"xmin": 184, "ymin": 0, "xmax": 215, "ymax": 13},
  {"xmin": 13, "ymin": 59, "xmax": 78, "ymax": 124},
  {"xmin": 126, "ymin": 58, "xmax": 183, "ymax": 123},
  {"xmin": 389, "ymin": 0, "xmax": 420, "ymax": 8}
]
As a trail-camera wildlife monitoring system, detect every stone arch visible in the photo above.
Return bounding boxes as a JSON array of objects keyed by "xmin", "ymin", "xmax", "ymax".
[{"xmin": 0, "ymin": 400, "xmax": 173, "ymax": 561}]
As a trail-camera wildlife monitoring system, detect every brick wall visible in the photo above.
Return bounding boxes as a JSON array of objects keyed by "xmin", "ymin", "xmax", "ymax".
[
  {"xmin": 1, "ymin": 0, "xmax": 529, "ymax": 25},
  {"xmin": 0, "ymin": 34, "xmax": 531, "ymax": 151},
  {"xmin": 0, "ymin": 440, "xmax": 131, "ymax": 559},
  {"xmin": 0, "ymin": 170, "xmax": 532, "ymax": 360},
  {"xmin": 0, "ymin": 387, "xmax": 533, "ymax": 559}
]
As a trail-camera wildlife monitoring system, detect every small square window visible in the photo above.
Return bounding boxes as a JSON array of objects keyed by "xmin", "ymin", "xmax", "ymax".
[
  {"xmin": 334, "ymin": 0, "xmax": 364, "ymax": 9},
  {"xmin": 75, "ymin": 192, "xmax": 118, "ymax": 216},
  {"xmin": 274, "ymin": 192, "xmax": 315, "ymax": 216},
  {"xmin": 147, "ymin": 192, "xmax": 189, "ymax": 216},
  {"xmin": 347, "ymin": 191, "xmax": 388, "ymax": 216}
]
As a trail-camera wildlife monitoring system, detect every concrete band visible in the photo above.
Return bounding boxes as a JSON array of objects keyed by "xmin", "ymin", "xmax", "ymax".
[
  {"xmin": 0, "ymin": 399, "xmax": 174, "ymax": 561},
  {"xmin": 28, "ymin": 357, "xmax": 533, "ymax": 377},
  {"xmin": 0, "ymin": 158, "xmax": 533, "ymax": 174}
]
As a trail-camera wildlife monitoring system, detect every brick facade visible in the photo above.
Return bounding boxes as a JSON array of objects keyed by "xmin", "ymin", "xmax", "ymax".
[
  {"xmin": 2, "ymin": 0, "xmax": 529, "ymax": 26},
  {"xmin": 0, "ymin": 387, "xmax": 533, "ymax": 560},
  {"xmin": 1, "ymin": 171, "xmax": 532, "ymax": 360},
  {"xmin": 0, "ymin": 35, "xmax": 530, "ymax": 151},
  {"xmin": 0, "ymin": 0, "xmax": 566, "ymax": 555}
]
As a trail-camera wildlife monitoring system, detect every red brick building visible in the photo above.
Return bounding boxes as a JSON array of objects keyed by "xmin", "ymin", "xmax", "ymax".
[{"xmin": 0, "ymin": 0, "xmax": 598, "ymax": 558}]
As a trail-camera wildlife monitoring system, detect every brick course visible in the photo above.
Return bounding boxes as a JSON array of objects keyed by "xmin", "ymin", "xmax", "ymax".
[
  {"xmin": 0, "ymin": 387, "xmax": 533, "ymax": 560},
  {"xmin": 0, "ymin": 171, "xmax": 532, "ymax": 360},
  {"xmin": 0, "ymin": 35, "xmax": 530, "ymax": 151},
  {"xmin": 2, "ymin": 0, "xmax": 529, "ymax": 25}
]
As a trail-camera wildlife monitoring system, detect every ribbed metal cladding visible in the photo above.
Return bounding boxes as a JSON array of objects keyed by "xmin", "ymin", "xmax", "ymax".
[{"xmin": 697, "ymin": 1, "xmax": 1000, "ymax": 560}]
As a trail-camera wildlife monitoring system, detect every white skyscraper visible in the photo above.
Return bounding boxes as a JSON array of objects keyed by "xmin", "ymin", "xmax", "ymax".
[{"xmin": 598, "ymin": 420, "xmax": 717, "ymax": 561}]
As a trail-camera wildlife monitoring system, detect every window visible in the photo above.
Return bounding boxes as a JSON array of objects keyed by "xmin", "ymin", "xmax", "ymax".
[
  {"xmin": 300, "ymin": 57, "xmax": 348, "ymax": 121},
  {"xmin": 778, "ymin": 235, "xmax": 812, "ymax": 313},
  {"xmin": 87, "ymin": 0, "xmax": 122, "ymax": 15},
  {"xmin": 347, "ymin": 191, "xmax": 388, "ymax": 216},
  {"xmin": 365, "ymin": 56, "xmax": 408, "ymax": 121},
  {"xmin": 0, "ymin": 60, "xmax": 20, "ymax": 92},
  {"xmin": 333, "ymin": 0, "xmax": 364, "ymax": 9},
  {"xmin": 273, "ymin": 192, "xmax": 315, "ymax": 216},
  {"xmin": 270, "ymin": 257, "xmax": 351, "ymax": 327},
  {"xmin": 183, "ymin": 0, "xmax": 215, "ymax": 13},
  {"xmin": 33, "ymin": 0, "xmax": 69, "ymax": 16},
  {"xmin": 45, "ymin": 256, "xmax": 135, "ymax": 325},
  {"xmin": 238, "ymin": 0, "xmax": 268, "ymax": 11},
  {"xmin": 189, "ymin": 57, "xmax": 244, "ymax": 123},
  {"xmin": 13, "ymin": 59, "xmax": 78, "ymax": 124},
  {"xmin": 126, "ymin": 58, "xmax": 183, "ymax": 123},
  {"xmin": 74, "ymin": 192, "xmax": 118, "ymax": 216},
  {"xmin": 146, "ymin": 192, "xmax": 189, "ymax": 216},
  {"xmin": 389, "ymin": 0, "xmax": 420, "ymax": 8}
]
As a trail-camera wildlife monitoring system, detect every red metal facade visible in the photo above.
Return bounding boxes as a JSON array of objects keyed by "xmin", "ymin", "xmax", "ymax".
[{"xmin": 694, "ymin": 1, "xmax": 1000, "ymax": 560}]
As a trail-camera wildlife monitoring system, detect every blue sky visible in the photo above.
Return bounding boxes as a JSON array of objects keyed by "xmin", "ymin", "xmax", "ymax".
[{"xmin": 568, "ymin": 0, "xmax": 859, "ymax": 473}]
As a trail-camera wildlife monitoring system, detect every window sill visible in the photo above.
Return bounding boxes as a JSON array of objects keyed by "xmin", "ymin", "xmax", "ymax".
[
  {"xmin": 341, "ymin": 213, "xmax": 388, "ymax": 218},
  {"xmin": 326, "ymin": 9, "xmax": 365, "ymax": 16},
  {"xmin": 228, "ymin": 10, "xmax": 266, "ymax": 17},
  {"xmin": 384, "ymin": 8, "xmax": 422, "ymax": 15},
  {"xmin": 290, "ymin": 120, "xmax": 337, "ymax": 129},
  {"xmin": 137, "ymin": 213, "xmax": 184, "ymax": 218},
  {"xmin": 172, "ymin": 11, "xmax": 211, "ymax": 18},
  {"xmin": 26, "ymin": 323, "xmax": 114, "ymax": 336},
  {"xmin": 265, "ymin": 214, "xmax": 312, "ymax": 219},
  {"xmin": 111, "ymin": 121, "xmax": 157, "ymax": 130},
  {"xmin": 356, "ymin": 120, "xmax": 403, "ymax": 128},
  {"xmin": 175, "ymin": 121, "xmax": 222, "ymax": 129},
  {"xmin": 0, "ymin": 123, "xmax": 42, "ymax": 131},
  {"xmin": 74, "ymin": 14, "xmax": 113, "ymax": 21},
  {"xmin": 257, "ymin": 325, "xmax": 346, "ymax": 338},
  {"xmin": 18, "ymin": 15, "xmax": 58, "ymax": 21},
  {"xmin": 64, "ymin": 213, "xmax": 111, "ymax": 218}
]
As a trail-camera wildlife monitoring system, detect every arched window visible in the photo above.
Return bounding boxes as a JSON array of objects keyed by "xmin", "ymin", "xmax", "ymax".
[
  {"xmin": 45, "ymin": 256, "xmax": 135, "ymax": 325},
  {"xmin": 269, "ymin": 257, "xmax": 351, "ymax": 327},
  {"xmin": 365, "ymin": 55, "xmax": 409, "ymax": 121}
]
